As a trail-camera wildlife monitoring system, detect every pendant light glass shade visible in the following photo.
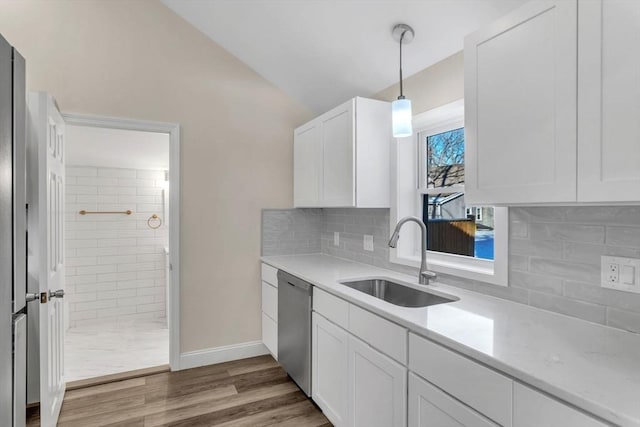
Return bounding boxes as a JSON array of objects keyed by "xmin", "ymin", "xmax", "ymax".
[
  {"xmin": 391, "ymin": 24, "xmax": 415, "ymax": 138},
  {"xmin": 392, "ymin": 97, "xmax": 412, "ymax": 138}
]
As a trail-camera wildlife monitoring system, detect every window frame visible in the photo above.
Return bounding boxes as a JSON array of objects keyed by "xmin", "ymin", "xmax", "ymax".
[{"xmin": 389, "ymin": 99, "xmax": 509, "ymax": 286}]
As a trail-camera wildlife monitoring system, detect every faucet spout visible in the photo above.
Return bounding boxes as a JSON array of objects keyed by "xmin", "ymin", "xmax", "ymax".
[{"xmin": 388, "ymin": 216, "xmax": 437, "ymax": 285}]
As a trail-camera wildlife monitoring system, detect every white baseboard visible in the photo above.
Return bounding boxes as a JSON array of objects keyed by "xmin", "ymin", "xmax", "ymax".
[{"xmin": 178, "ymin": 340, "xmax": 269, "ymax": 371}]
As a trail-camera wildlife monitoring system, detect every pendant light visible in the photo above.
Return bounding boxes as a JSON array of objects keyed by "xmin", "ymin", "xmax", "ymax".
[{"xmin": 391, "ymin": 23, "xmax": 414, "ymax": 138}]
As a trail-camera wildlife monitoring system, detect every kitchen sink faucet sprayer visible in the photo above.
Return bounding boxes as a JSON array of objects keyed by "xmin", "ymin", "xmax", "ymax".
[{"xmin": 389, "ymin": 216, "xmax": 437, "ymax": 285}]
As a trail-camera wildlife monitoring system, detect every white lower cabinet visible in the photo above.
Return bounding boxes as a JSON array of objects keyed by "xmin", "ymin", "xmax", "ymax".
[
  {"xmin": 513, "ymin": 383, "xmax": 607, "ymax": 427},
  {"xmin": 260, "ymin": 263, "xmax": 278, "ymax": 359},
  {"xmin": 348, "ymin": 335, "xmax": 407, "ymax": 427},
  {"xmin": 312, "ymin": 312, "xmax": 348, "ymax": 427},
  {"xmin": 302, "ymin": 284, "xmax": 608, "ymax": 427},
  {"xmin": 408, "ymin": 333, "xmax": 512, "ymax": 426},
  {"xmin": 408, "ymin": 373, "xmax": 498, "ymax": 427},
  {"xmin": 261, "ymin": 312, "xmax": 277, "ymax": 359}
]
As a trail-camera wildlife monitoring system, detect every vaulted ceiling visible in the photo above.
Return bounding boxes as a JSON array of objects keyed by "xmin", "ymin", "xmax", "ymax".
[{"xmin": 162, "ymin": 0, "xmax": 527, "ymax": 113}]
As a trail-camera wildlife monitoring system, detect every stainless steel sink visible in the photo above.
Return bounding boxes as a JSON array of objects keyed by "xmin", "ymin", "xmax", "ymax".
[{"xmin": 339, "ymin": 278, "xmax": 458, "ymax": 308}]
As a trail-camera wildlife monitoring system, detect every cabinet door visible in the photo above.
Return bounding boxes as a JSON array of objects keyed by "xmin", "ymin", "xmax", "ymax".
[
  {"xmin": 408, "ymin": 373, "xmax": 498, "ymax": 427},
  {"xmin": 322, "ymin": 100, "xmax": 355, "ymax": 207},
  {"xmin": 465, "ymin": 0, "xmax": 577, "ymax": 204},
  {"xmin": 261, "ymin": 312, "xmax": 277, "ymax": 359},
  {"xmin": 513, "ymin": 383, "xmax": 607, "ymax": 427},
  {"xmin": 312, "ymin": 313, "xmax": 348, "ymax": 427},
  {"xmin": 348, "ymin": 335, "xmax": 407, "ymax": 427},
  {"xmin": 578, "ymin": 0, "xmax": 640, "ymax": 202},
  {"xmin": 294, "ymin": 121, "xmax": 321, "ymax": 207}
]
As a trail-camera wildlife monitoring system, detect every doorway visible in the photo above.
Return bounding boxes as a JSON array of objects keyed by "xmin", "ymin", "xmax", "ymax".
[{"xmin": 61, "ymin": 113, "xmax": 180, "ymax": 382}]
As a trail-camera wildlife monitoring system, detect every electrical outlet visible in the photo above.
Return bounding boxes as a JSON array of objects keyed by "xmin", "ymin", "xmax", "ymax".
[
  {"xmin": 601, "ymin": 256, "xmax": 640, "ymax": 293},
  {"xmin": 608, "ymin": 263, "xmax": 619, "ymax": 283},
  {"xmin": 363, "ymin": 235, "xmax": 374, "ymax": 252},
  {"xmin": 333, "ymin": 232, "xmax": 340, "ymax": 247}
]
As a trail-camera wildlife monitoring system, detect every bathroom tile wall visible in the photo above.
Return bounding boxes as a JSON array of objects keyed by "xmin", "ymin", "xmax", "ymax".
[
  {"xmin": 65, "ymin": 166, "xmax": 168, "ymax": 328},
  {"xmin": 263, "ymin": 207, "xmax": 640, "ymax": 333}
]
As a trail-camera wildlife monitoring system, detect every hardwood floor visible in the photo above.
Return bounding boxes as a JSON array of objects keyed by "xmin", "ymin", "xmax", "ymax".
[{"xmin": 27, "ymin": 355, "xmax": 331, "ymax": 427}]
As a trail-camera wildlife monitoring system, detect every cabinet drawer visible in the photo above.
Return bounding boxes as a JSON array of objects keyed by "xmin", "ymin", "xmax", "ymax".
[
  {"xmin": 409, "ymin": 373, "xmax": 498, "ymax": 427},
  {"xmin": 409, "ymin": 333, "xmax": 512, "ymax": 427},
  {"xmin": 261, "ymin": 263, "xmax": 278, "ymax": 287},
  {"xmin": 349, "ymin": 304, "xmax": 407, "ymax": 364},
  {"xmin": 262, "ymin": 312, "xmax": 277, "ymax": 359},
  {"xmin": 261, "ymin": 281, "xmax": 277, "ymax": 321},
  {"xmin": 513, "ymin": 383, "xmax": 606, "ymax": 427},
  {"xmin": 313, "ymin": 287, "xmax": 349, "ymax": 330}
]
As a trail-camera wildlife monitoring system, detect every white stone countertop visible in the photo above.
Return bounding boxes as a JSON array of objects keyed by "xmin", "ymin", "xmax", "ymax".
[{"xmin": 261, "ymin": 253, "xmax": 640, "ymax": 427}]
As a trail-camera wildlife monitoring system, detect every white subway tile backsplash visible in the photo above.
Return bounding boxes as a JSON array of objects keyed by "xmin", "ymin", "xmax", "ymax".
[
  {"xmin": 96, "ymin": 306, "xmax": 137, "ymax": 318},
  {"xmin": 67, "ymin": 167, "xmax": 97, "ymax": 177},
  {"xmin": 66, "ymin": 166, "xmax": 168, "ymax": 328},
  {"xmin": 136, "ymin": 302, "xmax": 165, "ymax": 313},
  {"xmin": 136, "ymin": 170, "xmax": 165, "ymax": 180},
  {"xmin": 70, "ymin": 310, "xmax": 97, "ymax": 321},
  {"xmin": 66, "ymin": 239, "xmax": 98, "ymax": 250},
  {"xmin": 117, "ymin": 279, "xmax": 155, "ymax": 289},
  {"xmin": 75, "ymin": 282, "xmax": 118, "ymax": 293},
  {"xmin": 98, "ymin": 168, "xmax": 137, "ymax": 178},
  {"xmin": 76, "ymin": 265, "xmax": 117, "ymax": 276},
  {"xmin": 66, "ymin": 257, "xmax": 97, "ymax": 267},
  {"xmin": 75, "ymin": 195, "xmax": 99, "ymax": 204},
  {"xmin": 97, "ymin": 271, "xmax": 137, "ymax": 283},
  {"xmin": 137, "ymin": 286, "xmax": 165, "ymax": 296},
  {"xmin": 77, "ymin": 177, "xmax": 119, "ymax": 186},
  {"xmin": 98, "ymin": 186, "xmax": 137, "ymax": 195},
  {"xmin": 529, "ymin": 223, "xmax": 606, "ymax": 244},
  {"xmin": 529, "ymin": 258, "xmax": 601, "ymax": 283},
  {"xmin": 605, "ymin": 226, "xmax": 640, "ymax": 248},
  {"xmin": 136, "ymin": 187, "xmax": 162, "ymax": 196},
  {"xmin": 607, "ymin": 308, "xmax": 640, "ymax": 333},
  {"xmin": 529, "ymin": 291, "xmax": 607, "ymax": 324},
  {"xmin": 263, "ymin": 206, "xmax": 640, "ymax": 334},
  {"xmin": 66, "ymin": 274, "xmax": 98, "ymax": 286},
  {"xmin": 67, "ymin": 185, "xmax": 98, "ymax": 195},
  {"xmin": 97, "ymin": 238, "xmax": 137, "ymax": 247},
  {"xmin": 97, "ymin": 255, "xmax": 137, "ymax": 265}
]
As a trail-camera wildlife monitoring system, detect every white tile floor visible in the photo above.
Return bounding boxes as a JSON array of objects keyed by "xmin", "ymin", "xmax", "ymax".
[{"xmin": 64, "ymin": 319, "xmax": 169, "ymax": 382}]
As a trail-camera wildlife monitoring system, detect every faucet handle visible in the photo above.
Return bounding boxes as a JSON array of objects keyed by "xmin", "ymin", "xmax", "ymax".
[{"xmin": 421, "ymin": 270, "xmax": 437, "ymax": 282}]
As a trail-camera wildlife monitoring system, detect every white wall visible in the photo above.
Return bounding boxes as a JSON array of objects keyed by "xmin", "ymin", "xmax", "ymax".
[
  {"xmin": 65, "ymin": 166, "xmax": 168, "ymax": 328},
  {"xmin": 0, "ymin": 0, "xmax": 311, "ymax": 353}
]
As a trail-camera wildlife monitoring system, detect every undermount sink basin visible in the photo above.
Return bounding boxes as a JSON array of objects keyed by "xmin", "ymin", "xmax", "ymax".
[{"xmin": 339, "ymin": 278, "xmax": 458, "ymax": 308}]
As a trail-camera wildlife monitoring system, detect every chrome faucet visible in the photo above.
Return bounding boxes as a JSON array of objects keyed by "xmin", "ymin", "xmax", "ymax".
[{"xmin": 389, "ymin": 216, "xmax": 437, "ymax": 285}]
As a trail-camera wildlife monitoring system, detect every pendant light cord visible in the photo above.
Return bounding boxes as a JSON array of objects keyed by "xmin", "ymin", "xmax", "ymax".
[{"xmin": 399, "ymin": 30, "xmax": 406, "ymax": 99}]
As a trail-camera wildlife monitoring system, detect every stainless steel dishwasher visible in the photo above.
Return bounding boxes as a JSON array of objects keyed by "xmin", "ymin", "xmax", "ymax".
[{"xmin": 277, "ymin": 270, "xmax": 313, "ymax": 397}]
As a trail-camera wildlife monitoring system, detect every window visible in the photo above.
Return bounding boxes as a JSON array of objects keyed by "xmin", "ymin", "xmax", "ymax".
[
  {"xmin": 390, "ymin": 99, "xmax": 508, "ymax": 286},
  {"xmin": 418, "ymin": 127, "xmax": 495, "ymax": 261}
]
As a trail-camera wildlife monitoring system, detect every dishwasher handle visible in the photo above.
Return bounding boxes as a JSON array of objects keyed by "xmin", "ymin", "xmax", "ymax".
[{"xmin": 277, "ymin": 270, "xmax": 312, "ymax": 293}]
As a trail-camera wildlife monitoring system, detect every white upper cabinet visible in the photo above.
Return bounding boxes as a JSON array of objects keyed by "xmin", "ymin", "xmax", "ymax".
[
  {"xmin": 464, "ymin": 0, "xmax": 578, "ymax": 205},
  {"xmin": 578, "ymin": 0, "xmax": 640, "ymax": 202},
  {"xmin": 321, "ymin": 102, "xmax": 354, "ymax": 206},
  {"xmin": 293, "ymin": 121, "xmax": 322, "ymax": 207},
  {"xmin": 293, "ymin": 97, "xmax": 391, "ymax": 208}
]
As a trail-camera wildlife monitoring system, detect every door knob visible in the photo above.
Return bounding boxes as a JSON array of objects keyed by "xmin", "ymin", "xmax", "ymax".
[
  {"xmin": 49, "ymin": 289, "xmax": 65, "ymax": 299},
  {"xmin": 25, "ymin": 293, "xmax": 40, "ymax": 303}
]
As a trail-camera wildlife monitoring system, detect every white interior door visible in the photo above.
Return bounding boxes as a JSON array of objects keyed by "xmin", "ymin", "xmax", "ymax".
[{"xmin": 28, "ymin": 92, "xmax": 66, "ymax": 427}]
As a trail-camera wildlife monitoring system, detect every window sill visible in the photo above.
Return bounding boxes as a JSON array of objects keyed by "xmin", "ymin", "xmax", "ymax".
[{"xmin": 390, "ymin": 251, "xmax": 507, "ymax": 287}]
